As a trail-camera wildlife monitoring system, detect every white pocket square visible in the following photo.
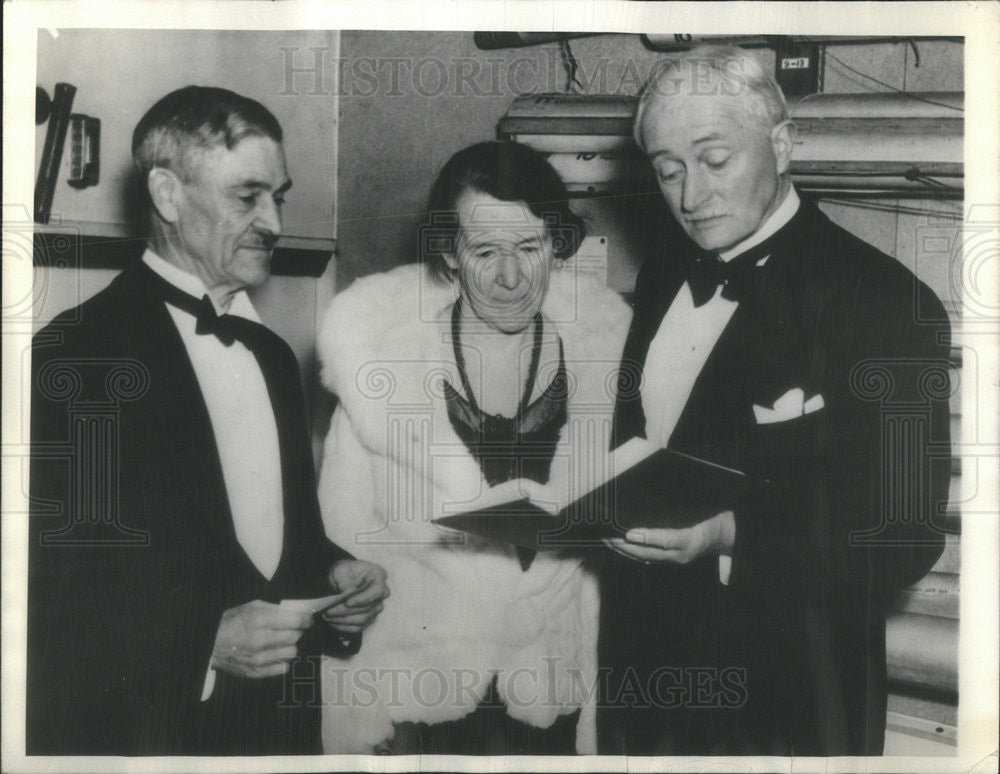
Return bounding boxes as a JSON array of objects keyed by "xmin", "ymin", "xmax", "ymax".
[{"xmin": 753, "ymin": 388, "xmax": 825, "ymax": 424}]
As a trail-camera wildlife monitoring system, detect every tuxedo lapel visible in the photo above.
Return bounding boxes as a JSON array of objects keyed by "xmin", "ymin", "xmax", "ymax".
[
  {"xmin": 615, "ymin": 199, "xmax": 826, "ymax": 463},
  {"xmin": 628, "ymin": 244, "xmax": 687, "ymax": 367},
  {"xmin": 133, "ymin": 264, "xmax": 331, "ymax": 596},
  {"xmin": 611, "ymin": 243, "xmax": 688, "ymax": 448},
  {"xmin": 665, "ymin": 203, "xmax": 818, "ymax": 465},
  {"xmin": 126, "ymin": 266, "xmax": 246, "ymax": 557},
  {"xmin": 665, "ymin": 309, "xmax": 751, "ymax": 465}
]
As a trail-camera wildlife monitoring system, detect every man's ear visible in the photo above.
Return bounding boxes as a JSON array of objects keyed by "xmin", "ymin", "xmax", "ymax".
[
  {"xmin": 147, "ymin": 167, "xmax": 183, "ymax": 224},
  {"xmin": 442, "ymin": 252, "xmax": 459, "ymax": 272},
  {"xmin": 770, "ymin": 119, "xmax": 797, "ymax": 177}
]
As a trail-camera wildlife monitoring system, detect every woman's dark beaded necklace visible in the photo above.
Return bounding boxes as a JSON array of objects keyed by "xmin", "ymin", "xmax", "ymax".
[{"xmin": 450, "ymin": 296, "xmax": 543, "ymax": 420}]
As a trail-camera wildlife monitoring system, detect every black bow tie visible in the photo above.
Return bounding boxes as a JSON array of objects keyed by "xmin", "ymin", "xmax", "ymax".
[
  {"xmin": 145, "ymin": 268, "xmax": 263, "ymax": 348},
  {"xmin": 193, "ymin": 296, "xmax": 252, "ymax": 347},
  {"xmin": 687, "ymin": 244, "xmax": 771, "ymax": 308}
]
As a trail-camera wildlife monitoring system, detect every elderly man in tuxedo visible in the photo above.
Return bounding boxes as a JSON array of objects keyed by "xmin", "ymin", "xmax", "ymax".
[
  {"xmin": 28, "ymin": 86, "xmax": 388, "ymax": 755},
  {"xmin": 599, "ymin": 47, "xmax": 951, "ymax": 755}
]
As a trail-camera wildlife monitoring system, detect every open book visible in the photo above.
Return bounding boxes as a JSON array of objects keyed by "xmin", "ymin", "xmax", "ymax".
[{"xmin": 433, "ymin": 438, "xmax": 758, "ymax": 551}]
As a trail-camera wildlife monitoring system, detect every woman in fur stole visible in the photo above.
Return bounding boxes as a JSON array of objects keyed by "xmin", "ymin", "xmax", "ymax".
[{"xmin": 316, "ymin": 142, "xmax": 631, "ymax": 754}]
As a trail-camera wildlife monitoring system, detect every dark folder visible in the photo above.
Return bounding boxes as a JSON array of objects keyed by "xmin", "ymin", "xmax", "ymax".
[{"xmin": 434, "ymin": 446, "xmax": 759, "ymax": 551}]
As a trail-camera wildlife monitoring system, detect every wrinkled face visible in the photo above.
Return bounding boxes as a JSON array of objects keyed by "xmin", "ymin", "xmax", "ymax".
[
  {"xmin": 447, "ymin": 190, "xmax": 555, "ymax": 334},
  {"xmin": 640, "ymin": 90, "xmax": 788, "ymax": 253},
  {"xmin": 173, "ymin": 135, "xmax": 290, "ymax": 293}
]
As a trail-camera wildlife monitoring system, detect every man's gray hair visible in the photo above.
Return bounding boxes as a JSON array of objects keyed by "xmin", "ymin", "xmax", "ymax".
[
  {"xmin": 633, "ymin": 45, "xmax": 790, "ymax": 152},
  {"xmin": 132, "ymin": 85, "xmax": 283, "ymax": 180}
]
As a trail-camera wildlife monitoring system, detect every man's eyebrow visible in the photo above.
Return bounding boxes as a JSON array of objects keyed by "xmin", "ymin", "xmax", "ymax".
[
  {"xmin": 649, "ymin": 151, "xmax": 682, "ymax": 164},
  {"xmin": 649, "ymin": 133, "xmax": 729, "ymax": 162},
  {"xmin": 234, "ymin": 179, "xmax": 293, "ymax": 194}
]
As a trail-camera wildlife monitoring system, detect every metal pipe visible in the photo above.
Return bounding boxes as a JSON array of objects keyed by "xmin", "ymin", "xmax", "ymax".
[
  {"xmin": 641, "ymin": 35, "xmax": 961, "ymax": 52},
  {"xmin": 886, "ymin": 612, "xmax": 958, "ymax": 696},
  {"xmin": 790, "ymin": 91, "xmax": 963, "ymax": 119},
  {"xmin": 474, "ymin": 32, "xmax": 599, "ymax": 50}
]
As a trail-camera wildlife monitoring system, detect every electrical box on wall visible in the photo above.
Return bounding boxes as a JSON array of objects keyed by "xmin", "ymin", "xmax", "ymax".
[
  {"xmin": 774, "ymin": 38, "xmax": 823, "ymax": 96},
  {"xmin": 33, "ymin": 29, "xmax": 340, "ymax": 252}
]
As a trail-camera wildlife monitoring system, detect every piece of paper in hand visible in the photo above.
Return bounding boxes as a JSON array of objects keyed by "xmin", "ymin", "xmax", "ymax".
[{"xmin": 279, "ymin": 591, "xmax": 352, "ymax": 616}]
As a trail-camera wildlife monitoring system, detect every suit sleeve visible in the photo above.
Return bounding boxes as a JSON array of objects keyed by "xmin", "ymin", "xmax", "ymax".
[
  {"xmin": 263, "ymin": 464, "xmax": 362, "ymax": 660},
  {"xmin": 260, "ymin": 337, "xmax": 363, "ymax": 659},
  {"xmin": 292, "ymin": 529, "xmax": 363, "ymax": 660},
  {"xmin": 729, "ymin": 268, "xmax": 951, "ymax": 607}
]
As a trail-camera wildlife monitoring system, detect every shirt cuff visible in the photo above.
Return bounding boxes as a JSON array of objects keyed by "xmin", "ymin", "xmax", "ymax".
[
  {"xmin": 718, "ymin": 554, "xmax": 732, "ymax": 586},
  {"xmin": 200, "ymin": 666, "xmax": 217, "ymax": 702}
]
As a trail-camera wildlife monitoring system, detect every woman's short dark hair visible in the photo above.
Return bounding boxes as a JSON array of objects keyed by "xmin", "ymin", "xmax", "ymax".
[{"xmin": 421, "ymin": 141, "xmax": 586, "ymax": 283}]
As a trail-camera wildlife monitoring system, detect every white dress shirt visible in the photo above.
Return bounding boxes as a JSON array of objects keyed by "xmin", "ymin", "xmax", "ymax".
[
  {"xmin": 142, "ymin": 250, "xmax": 285, "ymax": 699},
  {"xmin": 640, "ymin": 187, "xmax": 800, "ymax": 584}
]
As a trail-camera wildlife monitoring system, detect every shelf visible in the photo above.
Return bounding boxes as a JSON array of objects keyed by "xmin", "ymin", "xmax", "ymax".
[{"xmin": 33, "ymin": 223, "xmax": 334, "ymax": 278}]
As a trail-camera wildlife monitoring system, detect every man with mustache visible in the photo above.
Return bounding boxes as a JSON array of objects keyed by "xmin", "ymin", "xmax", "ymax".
[
  {"xmin": 600, "ymin": 47, "xmax": 952, "ymax": 755},
  {"xmin": 27, "ymin": 86, "xmax": 388, "ymax": 755}
]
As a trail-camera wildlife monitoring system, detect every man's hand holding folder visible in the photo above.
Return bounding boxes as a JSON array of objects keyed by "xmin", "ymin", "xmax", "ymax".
[
  {"xmin": 604, "ymin": 510, "xmax": 736, "ymax": 565},
  {"xmin": 434, "ymin": 438, "xmax": 758, "ymax": 553}
]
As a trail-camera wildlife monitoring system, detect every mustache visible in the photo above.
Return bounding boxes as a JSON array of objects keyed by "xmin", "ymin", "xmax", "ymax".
[{"xmin": 242, "ymin": 229, "xmax": 279, "ymax": 250}]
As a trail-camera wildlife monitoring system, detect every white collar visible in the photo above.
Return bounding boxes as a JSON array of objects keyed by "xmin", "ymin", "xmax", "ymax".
[
  {"xmin": 142, "ymin": 248, "xmax": 259, "ymax": 321},
  {"xmin": 719, "ymin": 185, "xmax": 800, "ymax": 263}
]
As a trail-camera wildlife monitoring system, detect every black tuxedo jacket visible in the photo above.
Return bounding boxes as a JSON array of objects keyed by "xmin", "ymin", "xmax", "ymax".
[
  {"xmin": 27, "ymin": 263, "xmax": 358, "ymax": 755},
  {"xmin": 598, "ymin": 197, "xmax": 951, "ymax": 756}
]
